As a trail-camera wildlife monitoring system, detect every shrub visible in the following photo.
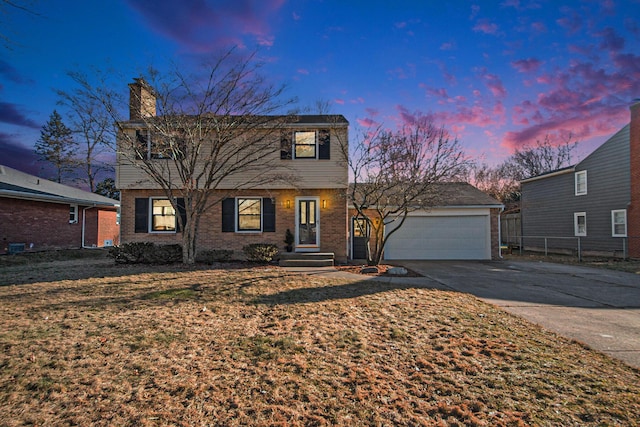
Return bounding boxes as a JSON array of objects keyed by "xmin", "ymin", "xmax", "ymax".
[
  {"xmin": 108, "ymin": 242, "xmax": 182, "ymax": 264},
  {"xmin": 242, "ymin": 243, "xmax": 279, "ymax": 263},
  {"xmin": 196, "ymin": 249, "xmax": 234, "ymax": 263}
]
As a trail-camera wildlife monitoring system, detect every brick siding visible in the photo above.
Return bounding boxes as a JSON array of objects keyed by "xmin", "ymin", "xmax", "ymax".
[{"xmin": 120, "ymin": 189, "xmax": 348, "ymax": 262}]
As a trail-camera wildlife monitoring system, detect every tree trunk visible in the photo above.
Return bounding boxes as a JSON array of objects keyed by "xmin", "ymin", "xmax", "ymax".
[{"xmin": 182, "ymin": 219, "xmax": 197, "ymax": 264}]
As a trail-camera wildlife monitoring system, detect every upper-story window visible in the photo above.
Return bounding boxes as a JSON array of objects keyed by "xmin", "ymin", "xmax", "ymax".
[
  {"xmin": 575, "ymin": 170, "xmax": 587, "ymax": 196},
  {"xmin": 294, "ymin": 131, "xmax": 317, "ymax": 158},
  {"xmin": 611, "ymin": 209, "xmax": 627, "ymax": 237},
  {"xmin": 281, "ymin": 129, "xmax": 330, "ymax": 160},
  {"xmin": 135, "ymin": 130, "xmax": 185, "ymax": 160}
]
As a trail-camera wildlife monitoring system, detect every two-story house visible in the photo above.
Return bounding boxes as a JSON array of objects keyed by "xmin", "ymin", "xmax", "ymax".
[
  {"xmin": 521, "ymin": 101, "xmax": 640, "ymax": 258},
  {"xmin": 116, "ymin": 79, "xmax": 349, "ymax": 262}
]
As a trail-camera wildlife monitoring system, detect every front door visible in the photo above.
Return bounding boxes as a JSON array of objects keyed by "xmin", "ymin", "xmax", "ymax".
[
  {"xmin": 296, "ymin": 198, "xmax": 319, "ymax": 250},
  {"xmin": 352, "ymin": 217, "xmax": 369, "ymax": 259}
]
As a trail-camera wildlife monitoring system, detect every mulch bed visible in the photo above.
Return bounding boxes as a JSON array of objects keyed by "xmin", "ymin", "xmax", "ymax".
[{"xmin": 335, "ymin": 263, "xmax": 423, "ymax": 277}]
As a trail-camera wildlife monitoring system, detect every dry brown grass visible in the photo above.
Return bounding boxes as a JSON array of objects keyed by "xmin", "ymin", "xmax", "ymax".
[{"xmin": 1, "ymin": 255, "xmax": 639, "ymax": 426}]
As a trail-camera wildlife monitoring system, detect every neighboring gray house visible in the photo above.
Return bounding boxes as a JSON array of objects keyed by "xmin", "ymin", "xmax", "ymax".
[{"xmin": 521, "ymin": 102, "xmax": 639, "ymax": 258}]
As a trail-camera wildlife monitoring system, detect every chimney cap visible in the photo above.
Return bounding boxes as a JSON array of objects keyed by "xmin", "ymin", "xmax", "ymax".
[{"xmin": 129, "ymin": 77, "xmax": 157, "ymax": 94}]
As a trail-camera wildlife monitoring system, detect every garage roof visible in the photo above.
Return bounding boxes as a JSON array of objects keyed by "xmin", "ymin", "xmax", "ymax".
[
  {"xmin": 435, "ymin": 182, "xmax": 502, "ymax": 207},
  {"xmin": 348, "ymin": 181, "xmax": 502, "ymax": 208}
]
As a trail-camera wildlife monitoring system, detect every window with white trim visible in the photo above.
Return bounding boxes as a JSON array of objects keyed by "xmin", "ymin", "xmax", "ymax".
[
  {"xmin": 69, "ymin": 204, "xmax": 78, "ymax": 223},
  {"xmin": 151, "ymin": 198, "xmax": 176, "ymax": 232},
  {"xmin": 237, "ymin": 198, "xmax": 262, "ymax": 231},
  {"xmin": 575, "ymin": 171, "xmax": 587, "ymax": 195},
  {"xmin": 294, "ymin": 131, "xmax": 317, "ymax": 159},
  {"xmin": 611, "ymin": 209, "xmax": 627, "ymax": 237},
  {"xmin": 574, "ymin": 212, "xmax": 587, "ymax": 236}
]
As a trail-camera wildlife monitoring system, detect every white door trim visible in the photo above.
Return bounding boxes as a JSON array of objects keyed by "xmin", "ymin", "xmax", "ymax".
[{"xmin": 295, "ymin": 196, "xmax": 320, "ymax": 252}]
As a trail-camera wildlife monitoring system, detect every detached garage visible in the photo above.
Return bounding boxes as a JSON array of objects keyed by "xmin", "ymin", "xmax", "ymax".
[{"xmin": 350, "ymin": 182, "xmax": 503, "ymax": 261}]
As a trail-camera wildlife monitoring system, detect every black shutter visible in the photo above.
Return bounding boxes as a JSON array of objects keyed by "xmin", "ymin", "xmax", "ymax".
[
  {"xmin": 263, "ymin": 198, "xmax": 275, "ymax": 232},
  {"xmin": 318, "ymin": 129, "xmax": 330, "ymax": 159},
  {"xmin": 222, "ymin": 198, "xmax": 235, "ymax": 232},
  {"xmin": 135, "ymin": 130, "xmax": 147, "ymax": 160},
  {"xmin": 176, "ymin": 198, "xmax": 187, "ymax": 232},
  {"xmin": 134, "ymin": 198, "xmax": 149, "ymax": 233},
  {"xmin": 280, "ymin": 131, "xmax": 292, "ymax": 159}
]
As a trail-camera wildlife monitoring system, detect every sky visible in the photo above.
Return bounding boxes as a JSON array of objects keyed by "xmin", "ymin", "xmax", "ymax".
[{"xmin": 1, "ymin": 0, "xmax": 640, "ymax": 186}]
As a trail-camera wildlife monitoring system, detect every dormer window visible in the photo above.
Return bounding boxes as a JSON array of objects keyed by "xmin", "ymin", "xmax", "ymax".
[{"xmin": 575, "ymin": 171, "xmax": 587, "ymax": 195}]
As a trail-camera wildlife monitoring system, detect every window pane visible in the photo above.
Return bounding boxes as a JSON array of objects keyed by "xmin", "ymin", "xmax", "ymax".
[
  {"xmin": 308, "ymin": 201, "xmax": 316, "ymax": 224},
  {"xmin": 576, "ymin": 172, "xmax": 587, "ymax": 194},
  {"xmin": 238, "ymin": 198, "xmax": 261, "ymax": 231},
  {"xmin": 152, "ymin": 199, "xmax": 176, "ymax": 231},
  {"xmin": 295, "ymin": 131, "xmax": 316, "ymax": 145},
  {"xmin": 294, "ymin": 131, "xmax": 316, "ymax": 158},
  {"xmin": 613, "ymin": 211, "xmax": 626, "ymax": 236}
]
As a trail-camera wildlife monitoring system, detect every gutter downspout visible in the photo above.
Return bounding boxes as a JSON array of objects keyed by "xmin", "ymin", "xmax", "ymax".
[
  {"xmin": 498, "ymin": 206, "xmax": 504, "ymax": 259},
  {"xmin": 82, "ymin": 206, "xmax": 94, "ymax": 248}
]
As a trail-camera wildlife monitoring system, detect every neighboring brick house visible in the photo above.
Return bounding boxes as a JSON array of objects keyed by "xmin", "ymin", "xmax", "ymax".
[
  {"xmin": 521, "ymin": 101, "xmax": 640, "ymax": 258},
  {"xmin": 0, "ymin": 165, "xmax": 120, "ymax": 253},
  {"xmin": 116, "ymin": 79, "xmax": 350, "ymax": 262}
]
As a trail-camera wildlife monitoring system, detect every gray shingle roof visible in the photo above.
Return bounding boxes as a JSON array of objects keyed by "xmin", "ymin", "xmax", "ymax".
[{"xmin": 0, "ymin": 165, "xmax": 119, "ymax": 208}]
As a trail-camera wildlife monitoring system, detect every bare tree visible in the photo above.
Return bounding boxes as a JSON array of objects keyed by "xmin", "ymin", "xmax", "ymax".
[
  {"xmin": 57, "ymin": 71, "xmax": 115, "ymax": 192},
  {"xmin": 338, "ymin": 118, "xmax": 469, "ymax": 265},
  {"xmin": 74, "ymin": 49, "xmax": 297, "ymax": 264},
  {"xmin": 471, "ymin": 134, "xmax": 578, "ymax": 205},
  {"xmin": 1, "ymin": 0, "xmax": 39, "ymax": 49},
  {"xmin": 504, "ymin": 134, "xmax": 578, "ymax": 181},
  {"xmin": 469, "ymin": 163, "xmax": 520, "ymax": 205}
]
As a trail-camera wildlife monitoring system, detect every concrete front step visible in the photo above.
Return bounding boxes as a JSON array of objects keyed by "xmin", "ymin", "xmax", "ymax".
[{"xmin": 279, "ymin": 252, "xmax": 334, "ymax": 267}]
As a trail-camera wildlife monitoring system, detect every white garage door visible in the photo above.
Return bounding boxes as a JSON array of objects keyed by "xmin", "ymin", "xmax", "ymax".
[{"xmin": 384, "ymin": 215, "xmax": 490, "ymax": 260}]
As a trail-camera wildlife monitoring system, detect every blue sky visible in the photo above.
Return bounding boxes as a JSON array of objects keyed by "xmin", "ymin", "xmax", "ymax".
[{"xmin": 2, "ymin": 0, "xmax": 640, "ymax": 182}]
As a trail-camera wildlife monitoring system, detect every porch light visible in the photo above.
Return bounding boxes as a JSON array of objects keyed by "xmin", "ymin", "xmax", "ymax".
[
  {"xmin": 285, "ymin": 199, "xmax": 291, "ymax": 209},
  {"xmin": 322, "ymin": 199, "xmax": 327, "ymax": 209}
]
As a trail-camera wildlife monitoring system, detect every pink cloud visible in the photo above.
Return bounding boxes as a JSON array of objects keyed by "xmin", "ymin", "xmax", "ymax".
[
  {"xmin": 511, "ymin": 58, "xmax": 542, "ymax": 73},
  {"xmin": 478, "ymin": 70, "xmax": 507, "ymax": 98},
  {"xmin": 350, "ymin": 97, "xmax": 365, "ymax": 105},
  {"xmin": 124, "ymin": 0, "xmax": 285, "ymax": 51},
  {"xmin": 501, "ymin": 51, "xmax": 640, "ymax": 152},
  {"xmin": 501, "ymin": 108, "xmax": 628, "ymax": 151},
  {"xmin": 297, "ymin": 68, "xmax": 309, "ymax": 75},
  {"xmin": 334, "ymin": 99, "xmax": 345, "ymax": 105},
  {"xmin": 425, "ymin": 87, "xmax": 449, "ymax": 99},
  {"xmin": 473, "ymin": 19, "xmax": 499, "ymax": 35},
  {"xmin": 357, "ymin": 117, "xmax": 377, "ymax": 128}
]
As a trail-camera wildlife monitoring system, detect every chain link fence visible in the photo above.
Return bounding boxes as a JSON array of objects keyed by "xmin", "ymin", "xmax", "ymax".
[{"xmin": 503, "ymin": 235, "xmax": 640, "ymax": 261}]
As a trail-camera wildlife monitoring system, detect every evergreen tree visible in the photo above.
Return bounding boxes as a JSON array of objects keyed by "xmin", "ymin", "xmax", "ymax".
[
  {"xmin": 94, "ymin": 177, "xmax": 120, "ymax": 200},
  {"xmin": 35, "ymin": 110, "xmax": 77, "ymax": 183}
]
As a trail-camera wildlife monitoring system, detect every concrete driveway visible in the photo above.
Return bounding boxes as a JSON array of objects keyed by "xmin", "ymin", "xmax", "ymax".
[{"xmin": 395, "ymin": 260, "xmax": 640, "ymax": 369}]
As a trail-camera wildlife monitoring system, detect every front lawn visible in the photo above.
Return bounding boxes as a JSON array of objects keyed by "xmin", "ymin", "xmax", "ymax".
[{"xmin": 1, "ymin": 259, "xmax": 639, "ymax": 426}]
